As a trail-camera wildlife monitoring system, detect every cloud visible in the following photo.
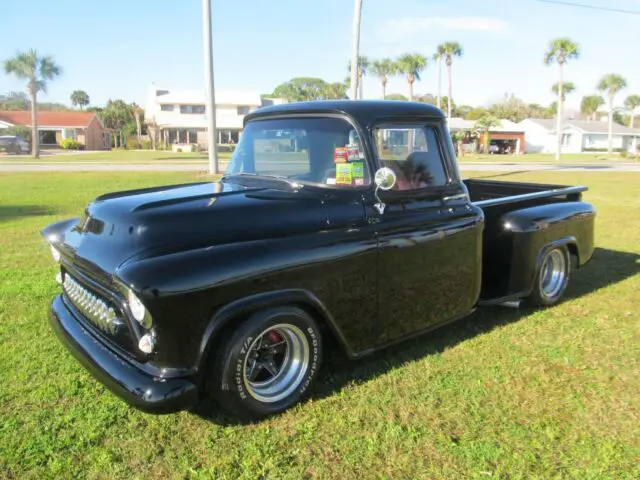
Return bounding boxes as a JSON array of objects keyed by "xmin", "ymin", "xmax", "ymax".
[{"xmin": 376, "ymin": 16, "xmax": 507, "ymax": 42}]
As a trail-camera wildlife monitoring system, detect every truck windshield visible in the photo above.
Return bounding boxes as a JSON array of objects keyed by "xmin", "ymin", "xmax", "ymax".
[{"xmin": 225, "ymin": 117, "xmax": 371, "ymax": 187}]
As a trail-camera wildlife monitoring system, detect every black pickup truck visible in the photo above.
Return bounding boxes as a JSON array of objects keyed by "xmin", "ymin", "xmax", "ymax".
[{"xmin": 42, "ymin": 101, "xmax": 595, "ymax": 420}]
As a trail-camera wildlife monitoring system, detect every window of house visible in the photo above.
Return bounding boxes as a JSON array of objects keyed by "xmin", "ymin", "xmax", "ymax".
[
  {"xmin": 237, "ymin": 106, "xmax": 250, "ymax": 115},
  {"xmin": 180, "ymin": 104, "xmax": 205, "ymax": 114},
  {"xmin": 160, "ymin": 104, "xmax": 174, "ymax": 112},
  {"xmin": 372, "ymin": 125, "xmax": 449, "ymax": 190},
  {"xmin": 561, "ymin": 133, "xmax": 572, "ymax": 146}
]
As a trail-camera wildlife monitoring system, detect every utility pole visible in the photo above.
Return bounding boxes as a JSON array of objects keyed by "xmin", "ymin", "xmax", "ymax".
[
  {"xmin": 349, "ymin": 0, "xmax": 363, "ymax": 100},
  {"xmin": 202, "ymin": 0, "xmax": 218, "ymax": 174}
]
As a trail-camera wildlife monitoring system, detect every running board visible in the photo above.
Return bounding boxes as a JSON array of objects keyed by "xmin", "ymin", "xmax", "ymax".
[{"xmin": 477, "ymin": 297, "xmax": 523, "ymax": 308}]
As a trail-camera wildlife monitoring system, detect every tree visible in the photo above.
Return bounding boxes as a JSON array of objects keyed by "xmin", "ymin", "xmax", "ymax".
[
  {"xmin": 396, "ymin": 53, "xmax": 427, "ymax": 101},
  {"xmin": 272, "ymin": 77, "xmax": 338, "ymax": 102},
  {"xmin": 385, "ymin": 93, "xmax": 408, "ymax": 101},
  {"xmin": 624, "ymin": 94, "xmax": 640, "ymax": 128},
  {"xmin": 465, "ymin": 107, "xmax": 490, "ymax": 120},
  {"xmin": 439, "ymin": 42, "xmax": 463, "ymax": 118},
  {"xmin": 131, "ymin": 103, "xmax": 143, "ymax": 148},
  {"xmin": 369, "ymin": 58, "xmax": 396, "ymax": 99},
  {"xmin": 102, "ymin": 99, "xmax": 133, "ymax": 148},
  {"xmin": 433, "ymin": 44, "xmax": 446, "ymax": 110},
  {"xmin": 597, "ymin": 74, "xmax": 627, "ymax": 153},
  {"xmin": 347, "ymin": 56, "xmax": 369, "ymax": 99},
  {"xmin": 580, "ymin": 95, "xmax": 604, "ymax": 121},
  {"xmin": 323, "ymin": 82, "xmax": 348, "ymax": 99},
  {"xmin": 0, "ymin": 91, "xmax": 29, "ymax": 110},
  {"xmin": 544, "ymin": 37, "xmax": 580, "ymax": 160},
  {"xmin": 3, "ymin": 49, "xmax": 62, "ymax": 158},
  {"xmin": 475, "ymin": 114, "xmax": 501, "ymax": 154},
  {"xmin": 551, "ymin": 81, "xmax": 576, "ymax": 102},
  {"xmin": 489, "ymin": 93, "xmax": 528, "ymax": 122},
  {"xmin": 70, "ymin": 90, "xmax": 90, "ymax": 110}
]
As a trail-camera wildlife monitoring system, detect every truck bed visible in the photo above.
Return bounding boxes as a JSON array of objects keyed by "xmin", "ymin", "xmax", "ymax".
[
  {"xmin": 463, "ymin": 178, "xmax": 591, "ymax": 302},
  {"xmin": 463, "ymin": 178, "xmax": 587, "ymax": 207}
]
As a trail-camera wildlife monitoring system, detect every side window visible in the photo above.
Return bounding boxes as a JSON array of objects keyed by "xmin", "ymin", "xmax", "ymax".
[{"xmin": 373, "ymin": 125, "xmax": 449, "ymax": 190}]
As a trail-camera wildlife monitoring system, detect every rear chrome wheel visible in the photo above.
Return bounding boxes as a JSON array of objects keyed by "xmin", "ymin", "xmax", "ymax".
[
  {"xmin": 528, "ymin": 246, "xmax": 571, "ymax": 307},
  {"xmin": 242, "ymin": 324, "xmax": 310, "ymax": 403},
  {"xmin": 539, "ymin": 249, "xmax": 567, "ymax": 300}
]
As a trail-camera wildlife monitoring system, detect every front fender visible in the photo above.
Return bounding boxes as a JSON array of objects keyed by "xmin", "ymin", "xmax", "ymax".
[{"xmin": 196, "ymin": 289, "xmax": 354, "ymax": 369}]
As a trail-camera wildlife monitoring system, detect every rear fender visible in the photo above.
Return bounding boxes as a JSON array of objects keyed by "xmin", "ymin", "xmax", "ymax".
[
  {"xmin": 499, "ymin": 201, "xmax": 595, "ymax": 296},
  {"xmin": 196, "ymin": 289, "xmax": 354, "ymax": 370}
]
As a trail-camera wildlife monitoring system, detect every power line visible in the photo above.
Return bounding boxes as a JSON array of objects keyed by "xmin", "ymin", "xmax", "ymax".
[{"xmin": 537, "ymin": 0, "xmax": 640, "ymax": 15}]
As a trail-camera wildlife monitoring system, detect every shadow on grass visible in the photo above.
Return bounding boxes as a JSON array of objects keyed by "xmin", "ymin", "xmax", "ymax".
[
  {"xmin": 193, "ymin": 247, "xmax": 639, "ymax": 425},
  {"xmin": 0, "ymin": 205, "xmax": 54, "ymax": 222}
]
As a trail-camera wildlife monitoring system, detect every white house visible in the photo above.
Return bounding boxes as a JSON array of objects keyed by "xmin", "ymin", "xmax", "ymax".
[
  {"xmin": 144, "ymin": 84, "xmax": 285, "ymax": 147},
  {"xmin": 519, "ymin": 118, "xmax": 640, "ymax": 154},
  {"xmin": 448, "ymin": 117, "xmax": 526, "ymax": 154}
]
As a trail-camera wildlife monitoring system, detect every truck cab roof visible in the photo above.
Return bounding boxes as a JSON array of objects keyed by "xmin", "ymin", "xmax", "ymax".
[{"xmin": 246, "ymin": 100, "xmax": 446, "ymax": 126}]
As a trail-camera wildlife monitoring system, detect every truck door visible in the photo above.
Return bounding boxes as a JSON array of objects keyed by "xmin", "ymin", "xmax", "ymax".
[{"xmin": 368, "ymin": 123, "xmax": 483, "ymax": 345}]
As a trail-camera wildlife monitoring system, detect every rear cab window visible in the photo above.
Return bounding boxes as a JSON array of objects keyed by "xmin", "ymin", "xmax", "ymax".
[
  {"xmin": 225, "ymin": 117, "xmax": 371, "ymax": 187},
  {"xmin": 372, "ymin": 125, "xmax": 450, "ymax": 191}
]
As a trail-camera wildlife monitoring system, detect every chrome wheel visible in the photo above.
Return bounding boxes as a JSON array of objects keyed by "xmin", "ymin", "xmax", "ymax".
[
  {"xmin": 539, "ymin": 249, "xmax": 567, "ymax": 299},
  {"xmin": 242, "ymin": 324, "xmax": 310, "ymax": 403}
]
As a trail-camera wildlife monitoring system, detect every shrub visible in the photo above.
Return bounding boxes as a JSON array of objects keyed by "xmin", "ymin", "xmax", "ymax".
[
  {"xmin": 127, "ymin": 139, "xmax": 139, "ymax": 150},
  {"xmin": 176, "ymin": 148, "xmax": 182, "ymax": 153},
  {"xmin": 190, "ymin": 144, "xmax": 197, "ymax": 153},
  {"xmin": 141, "ymin": 140, "xmax": 151, "ymax": 150},
  {"xmin": 59, "ymin": 138, "xmax": 81, "ymax": 150}
]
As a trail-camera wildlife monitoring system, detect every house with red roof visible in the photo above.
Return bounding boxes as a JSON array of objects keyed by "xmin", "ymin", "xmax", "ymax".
[{"xmin": 0, "ymin": 111, "xmax": 111, "ymax": 150}]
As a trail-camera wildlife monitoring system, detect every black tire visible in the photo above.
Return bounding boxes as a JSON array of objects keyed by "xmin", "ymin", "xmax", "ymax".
[
  {"xmin": 207, "ymin": 306, "xmax": 322, "ymax": 420},
  {"xmin": 527, "ymin": 245, "xmax": 571, "ymax": 307}
]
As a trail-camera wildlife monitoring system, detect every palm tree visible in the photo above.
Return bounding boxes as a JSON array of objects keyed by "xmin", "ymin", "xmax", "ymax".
[
  {"xmin": 439, "ymin": 42, "xmax": 463, "ymax": 118},
  {"xmin": 580, "ymin": 95, "xmax": 604, "ymax": 121},
  {"xmin": 551, "ymin": 81, "xmax": 576, "ymax": 102},
  {"xmin": 70, "ymin": 90, "xmax": 90, "ymax": 110},
  {"xmin": 475, "ymin": 114, "xmax": 501, "ymax": 154},
  {"xmin": 3, "ymin": 49, "xmax": 62, "ymax": 158},
  {"xmin": 597, "ymin": 74, "xmax": 627, "ymax": 153},
  {"xmin": 131, "ymin": 103, "xmax": 143, "ymax": 149},
  {"xmin": 347, "ymin": 56, "xmax": 369, "ymax": 99},
  {"xmin": 369, "ymin": 59, "xmax": 397, "ymax": 99},
  {"xmin": 544, "ymin": 38, "xmax": 580, "ymax": 161},
  {"xmin": 396, "ymin": 53, "xmax": 427, "ymax": 101},
  {"xmin": 624, "ymin": 94, "xmax": 640, "ymax": 128},
  {"xmin": 433, "ymin": 44, "xmax": 446, "ymax": 110}
]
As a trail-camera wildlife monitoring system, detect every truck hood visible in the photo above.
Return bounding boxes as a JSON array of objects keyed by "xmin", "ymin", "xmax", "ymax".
[{"xmin": 42, "ymin": 180, "xmax": 331, "ymax": 283}]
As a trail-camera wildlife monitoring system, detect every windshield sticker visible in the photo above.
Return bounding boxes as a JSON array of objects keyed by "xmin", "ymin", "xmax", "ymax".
[
  {"xmin": 335, "ymin": 163, "xmax": 353, "ymax": 184},
  {"xmin": 347, "ymin": 143, "xmax": 360, "ymax": 161},
  {"xmin": 334, "ymin": 147, "xmax": 348, "ymax": 163},
  {"xmin": 354, "ymin": 178, "xmax": 364, "ymax": 186},
  {"xmin": 326, "ymin": 177, "xmax": 337, "ymax": 185},
  {"xmin": 351, "ymin": 162, "xmax": 364, "ymax": 178}
]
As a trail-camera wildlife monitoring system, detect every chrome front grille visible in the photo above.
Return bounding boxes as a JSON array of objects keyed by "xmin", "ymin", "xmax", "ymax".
[{"xmin": 63, "ymin": 274, "xmax": 123, "ymax": 334}]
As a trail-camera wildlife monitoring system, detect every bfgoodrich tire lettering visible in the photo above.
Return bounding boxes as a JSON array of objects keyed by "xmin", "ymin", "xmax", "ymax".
[{"xmin": 208, "ymin": 306, "xmax": 322, "ymax": 420}]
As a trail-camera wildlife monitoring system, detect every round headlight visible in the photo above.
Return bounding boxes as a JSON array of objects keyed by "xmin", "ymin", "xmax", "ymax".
[
  {"xmin": 50, "ymin": 245, "xmax": 61, "ymax": 262},
  {"xmin": 127, "ymin": 290, "xmax": 147, "ymax": 324},
  {"xmin": 138, "ymin": 332, "xmax": 156, "ymax": 354}
]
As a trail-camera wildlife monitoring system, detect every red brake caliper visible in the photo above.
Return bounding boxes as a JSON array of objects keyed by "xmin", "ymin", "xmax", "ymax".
[{"xmin": 266, "ymin": 330, "xmax": 283, "ymax": 344}]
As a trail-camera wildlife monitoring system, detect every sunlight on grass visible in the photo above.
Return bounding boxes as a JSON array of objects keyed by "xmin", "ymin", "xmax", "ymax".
[{"xmin": 0, "ymin": 170, "xmax": 638, "ymax": 478}]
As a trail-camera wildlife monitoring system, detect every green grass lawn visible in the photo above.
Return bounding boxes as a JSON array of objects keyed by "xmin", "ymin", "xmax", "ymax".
[
  {"xmin": 1, "ymin": 149, "xmax": 638, "ymax": 165},
  {"xmin": 460, "ymin": 152, "xmax": 638, "ymax": 163},
  {"xmin": 0, "ymin": 150, "xmax": 232, "ymax": 164},
  {"xmin": 0, "ymin": 171, "xmax": 639, "ymax": 478}
]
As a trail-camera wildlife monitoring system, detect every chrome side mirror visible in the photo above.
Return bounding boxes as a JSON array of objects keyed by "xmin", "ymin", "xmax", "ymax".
[
  {"xmin": 374, "ymin": 167, "xmax": 397, "ymax": 191},
  {"xmin": 373, "ymin": 167, "xmax": 396, "ymax": 214}
]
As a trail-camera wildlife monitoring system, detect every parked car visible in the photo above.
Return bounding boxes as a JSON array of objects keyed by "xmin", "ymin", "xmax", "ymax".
[
  {"xmin": 42, "ymin": 101, "xmax": 596, "ymax": 420},
  {"xmin": 0, "ymin": 135, "xmax": 29, "ymax": 154}
]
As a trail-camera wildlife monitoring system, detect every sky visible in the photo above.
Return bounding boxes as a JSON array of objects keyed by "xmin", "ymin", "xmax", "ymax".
[{"xmin": 1, "ymin": 0, "xmax": 639, "ymax": 112}]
